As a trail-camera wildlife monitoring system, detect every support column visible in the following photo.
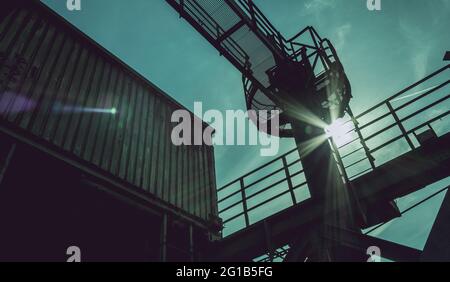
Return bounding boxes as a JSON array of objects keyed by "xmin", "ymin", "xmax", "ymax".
[
  {"xmin": 0, "ymin": 139, "xmax": 16, "ymax": 186},
  {"xmin": 189, "ymin": 224, "xmax": 194, "ymax": 262},
  {"xmin": 290, "ymin": 119, "xmax": 358, "ymax": 261},
  {"xmin": 263, "ymin": 220, "xmax": 274, "ymax": 262},
  {"xmin": 160, "ymin": 214, "xmax": 168, "ymax": 262}
]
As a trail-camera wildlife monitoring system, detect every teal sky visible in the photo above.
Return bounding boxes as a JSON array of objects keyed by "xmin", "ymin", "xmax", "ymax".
[{"xmin": 41, "ymin": 0, "xmax": 450, "ymax": 255}]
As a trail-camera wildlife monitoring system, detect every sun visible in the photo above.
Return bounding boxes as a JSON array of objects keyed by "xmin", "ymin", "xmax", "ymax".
[{"xmin": 324, "ymin": 118, "xmax": 354, "ymax": 147}]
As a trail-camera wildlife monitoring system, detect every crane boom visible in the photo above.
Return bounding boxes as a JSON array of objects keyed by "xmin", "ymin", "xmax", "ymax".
[
  {"xmin": 166, "ymin": 0, "xmax": 283, "ymax": 110},
  {"xmin": 167, "ymin": 0, "xmax": 352, "ymax": 132}
]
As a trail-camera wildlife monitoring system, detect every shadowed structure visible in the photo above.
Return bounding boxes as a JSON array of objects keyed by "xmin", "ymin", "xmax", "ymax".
[{"xmin": 444, "ymin": 51, "xmax": 450, "ymax": 61}]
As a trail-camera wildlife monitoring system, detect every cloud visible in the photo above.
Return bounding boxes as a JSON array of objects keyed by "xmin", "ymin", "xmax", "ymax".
[
  {"xmin": 304, "ymin": 0, "xmax": 337, "ymax": 12},
  {"xmin": 334, "ymin": 23, "xmax": 352, "ymax": 52},
  {"xmin": 441, "ymin": 0, "xmax": 450, "ymax": 8},
  {"xmin": 413, "ymin": 50, "xmax": 431, "ymax": 80},
  {"xmin": 398, "ymin": 19, "xmax": 433, "ymax": 80}
]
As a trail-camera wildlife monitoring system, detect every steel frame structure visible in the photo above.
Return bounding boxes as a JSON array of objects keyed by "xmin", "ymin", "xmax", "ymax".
[
  {"xmin": 215, "ymin": 64, "xmax": 450, "ymax": 261},
  {"xmin": 167, "ymin": 0, "xmax": 450, "ymax": 261},
  {"xmin": 1, "ymin": 0, "xmax": 448, "ymax": 262},
  {"xmin": 167, "ymin": 0, "xmax": 351, "ymax": 129}
]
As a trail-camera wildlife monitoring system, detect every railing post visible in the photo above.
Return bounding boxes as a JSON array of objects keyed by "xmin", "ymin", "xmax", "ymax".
[
  {"xmin": 347, "ymin": 107, "xmax": 376, "ymax": 170},
  {"xmin": 282, "ymin": 156, "xmax": 297, "ymax": 205},
  {"xmin": 386, "ymin": 101, "xmax": 415, "ymax": 150},
  {"xmin": 328, "ymin": 138, "xmax": 349, "ymax": 184},
  {"xmin": 277, "ymin": 31, "xmax": 286, "ymax": 54},
  {"xmin": 240, "ymin": 178, "xmax": 250, "ymax": 227},
  {"xmin": 290, "ymin": 41, "xmax": 298, "ymax": 62},
  {"xmin": 248, "ymin": 0, "xmax": 257, "ymax": 29},
  {"xmin": 179, "ymin": 0, "xmax": 185, "ymax": 16}
]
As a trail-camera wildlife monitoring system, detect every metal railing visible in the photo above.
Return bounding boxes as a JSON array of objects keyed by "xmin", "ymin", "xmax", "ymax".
[
  {"xmin": 217, "ymin": 147, "xmax": 309, "ymax": 234},
  {"xmin": 336, "ymin": 64, "xmax": 449, "ymax": 180},
  {"xmin": 234, "ymin": 0, "xmax": 289, "ymax": 54},
  {"xmin": 218, "ymin": 64, "xmax": 450, "ymax": 236}
]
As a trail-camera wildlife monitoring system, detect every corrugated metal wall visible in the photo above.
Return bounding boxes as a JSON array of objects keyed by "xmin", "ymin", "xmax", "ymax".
[{"xmin": 0, "ymin": 1, "xmax": 218, "ymax": 222}]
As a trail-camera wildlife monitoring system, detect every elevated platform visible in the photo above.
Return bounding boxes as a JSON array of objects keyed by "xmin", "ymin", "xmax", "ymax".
[
  {"xmin": 353, "ymin": 133, "xmax": 450, "ymax": 203},
  {"xmin": 212, "ymin": 133, "xmax": 450, "ymax": 261}
]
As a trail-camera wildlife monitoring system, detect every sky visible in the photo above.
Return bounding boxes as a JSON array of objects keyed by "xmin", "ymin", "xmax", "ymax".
[{"xmin": 41, "ymin": 0, "xmax": 450, "ymax": 255}]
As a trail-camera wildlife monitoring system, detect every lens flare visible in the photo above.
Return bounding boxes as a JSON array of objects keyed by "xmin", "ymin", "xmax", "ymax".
[
  {"xmin": 324, "ymin": 118, "xmax": 354, "ymax": 147},
  {"xmin": 0, "ymin": 92, "xmax": 36, "ymax": 114},
  {"xmin": 52, "ymin": 103, "xmax": 118, "ymax": 115}
]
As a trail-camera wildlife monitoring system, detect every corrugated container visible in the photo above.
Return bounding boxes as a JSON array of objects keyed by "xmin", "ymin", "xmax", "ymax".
[{"xmin": 0, "ymin": 0, "xmax": 218, "ymax": 223}]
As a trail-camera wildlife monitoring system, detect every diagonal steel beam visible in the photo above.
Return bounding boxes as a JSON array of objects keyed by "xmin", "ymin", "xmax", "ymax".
[
  {"xmin": 325, "ymin": 225, "xmax": 422, "ymax": 262},
  {"xmin": 421, "ymin": 189, "xmax": 450, "ymax": 261},
  {"xmin": 212, "ymin": 133, "xmax": 450, "ymax": 261}
]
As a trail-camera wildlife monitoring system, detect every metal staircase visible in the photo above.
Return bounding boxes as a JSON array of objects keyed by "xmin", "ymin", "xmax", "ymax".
[{"xmin": 214, "ymin": 64, "xmax": 450, "ymax": 261}]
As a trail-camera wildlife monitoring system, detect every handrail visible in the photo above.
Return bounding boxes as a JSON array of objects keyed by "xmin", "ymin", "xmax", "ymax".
[
  {"xmin": 354, "ymin": 64, "xmax": 450, "ymax": 120},
  {"xmin": 218, "ymin": 64, "xmax": 450, "ymax": 236},
  {"xmin": 218, "ymin": 152, "xmax": 306, "ymax": 227},
  {"xmin": 235, "ymin": 0, "xmax": 289, "ymax": 51},
  {"xmin": 336, "ymin": 65, "xmax": 449, "ymax": 180},
  {"xmin": 218, "ymin": 147, "xmax": 299, "ymax": 192}
]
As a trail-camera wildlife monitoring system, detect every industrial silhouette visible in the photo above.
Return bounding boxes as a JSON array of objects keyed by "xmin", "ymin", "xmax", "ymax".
[{"xmin": 0, "ymin": 0, "xmax": 449, "ymax": 261}]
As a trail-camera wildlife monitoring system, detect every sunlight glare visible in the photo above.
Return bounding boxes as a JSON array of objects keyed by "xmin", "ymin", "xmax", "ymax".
[{"xmin": 324, "ymin": 118, "xmax": 354, "ymax": 146}]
